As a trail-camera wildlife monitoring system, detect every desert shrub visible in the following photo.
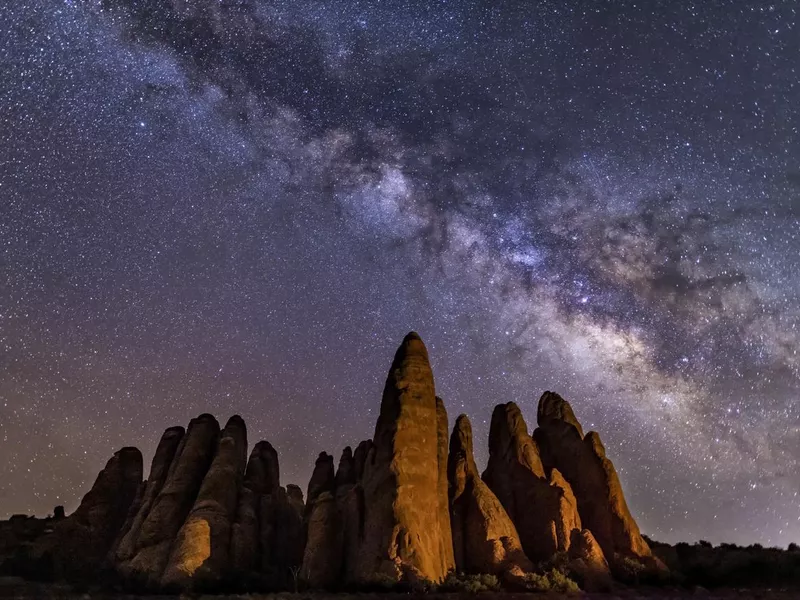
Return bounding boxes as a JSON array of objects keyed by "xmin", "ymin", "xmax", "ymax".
[
  {"xmin": 439, "ymin": 572, "xmax": 501, "ymax": 593},
  {"xmin": 523, "ymin": 568, "xmax": 579, "ymax": 593},
  {"xmin": 789, "ymin": 543, "xmax": 799, "ymax": 552}
]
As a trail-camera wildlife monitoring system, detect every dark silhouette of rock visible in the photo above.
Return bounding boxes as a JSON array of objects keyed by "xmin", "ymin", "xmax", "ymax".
[
  {"xmin": 113, "ymin": 426, "xmax": 185, "ymax": 566},
  {"xmin": 53, "ymin": 447, "xmax": 143, "ymax": 579},
  {"xmin": 448, "ymin": 414, "xmax": 532, "ymax": 579},
  {"xmin": 301, "ymin": 491, "xmax": 342, "ymax": 589},
  {"xmin": 533, "ymin": 391, "xmax": 656, "ymax": 566},
  {"xmin": 483, "ymin": 402, "xmax": 581, "ymax": 561},
  {"xmin": 435, "ymin": 396, "xmax": 456, "ymax": 575},
  {"xmin": 272, "ymin": 484, "xmax": 305, "ymax": 574},
  {"xmin": 568, "ymin": 528, "xmax": 612, "ymax": 591},
  {"xmin": 230, "ymin": 440, "xmax": 280, "ymax": 577},
  {"xmin": 162, "ymin": 415, "xmax": 247, "ymax": 590},
  {"xmin": 306, "ymin": 452, "xmax": 335, "ymax": 509},
  {"xmin": 353, "ymin": 440, "xmax": 373, "ymax": 482},
  {"xmin": 356, "ymin": 332, "xmax": 452, "ymax": 584},
  {"xmin": 53, "ymin": 507, "xmax": 65, "ymax": 520},
  {"xmin": 335, "ymin": 447, "xmax": 364, "ymax": 584},
  {"xmin": 125, "ymin": 414, "xmax": 220, "ymax": 587},
  {"xmin": 335, "ymin": 447, "xmax": 355, "ymax": 487}
]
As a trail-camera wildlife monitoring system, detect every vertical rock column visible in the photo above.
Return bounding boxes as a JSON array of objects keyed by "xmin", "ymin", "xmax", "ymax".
[
  {"xmin": 229, "ymin": 440, "xmax": 280, "ymax": 577},
  {"xmin": 112, "ymin": 426, "xmax": 185, "ymax": 568},
  {"xmin": 53, "ymin": 447, "xmax": 144, "ymax": 580},
  {"xmin": 448, "ymin": 414, "xmax": 532, "ymax": 579},
  {"xmin": 161, "ymin": 415, "xmax": 247, "ymax": 590},
  {"xmin": 482, "ymin": 402, "xmax": 581, "ymax": 562},
  {"xmin": 356, "ymin": 332, "xmax": 452, "ymax": 584},
  {"xmin": 126, "ymin": 414, "xmax": 220, "ymax": 587},
  {"xmin": 534, "ymin": 391, "xmax": 658, "ymax": 567}
]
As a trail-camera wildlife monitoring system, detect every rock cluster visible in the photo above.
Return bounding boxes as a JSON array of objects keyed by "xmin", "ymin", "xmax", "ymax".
[{"xmin": 0, "ymin": 333, "xmax": 664, "ymax": 592}]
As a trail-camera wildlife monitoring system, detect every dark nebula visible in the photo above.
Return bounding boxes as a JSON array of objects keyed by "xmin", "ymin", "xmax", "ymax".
[{"xmin": 0, "ymin": 1, "xmax": 798, "ymax": 546}]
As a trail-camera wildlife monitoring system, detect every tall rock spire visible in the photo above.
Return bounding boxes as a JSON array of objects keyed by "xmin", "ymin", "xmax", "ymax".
[
  {"xmin": 482, "ymin": 402, "xmax": 582, "ymax": 561},
  {"xmin": 356, "ymin": 332, "xmax": 452, "ymax": 584},
  {"xmin": 161, "ymin": 415, "xmax": 247, "ymax": 590},
  {"xmin": 448, "ymin": 414, "xmax": 531, "ymax": 580},
  {"xmin": 534, "ymin": 391, "xmax": 660, "ymax": 572},
  {"xmin": 124, "ymin": 414, "xmax": 220, "ymax": 587},
  {"xmin": 113, "ymin": 426, "xmax": 185, "ymax": 567}
]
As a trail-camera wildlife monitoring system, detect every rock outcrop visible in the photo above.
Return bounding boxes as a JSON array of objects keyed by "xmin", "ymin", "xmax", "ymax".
[
  {"xmin": 482, "ymin": 402, "xmax": 582, "ymax": 562},
  {"xmin": 533, "ymin": 391, "xmax": 655, "ymax": 565},
  {"xmin": 448, "ymin": 414, "xmax": 532, "ymax": 579},
  {"xmin": 124, "ymin": 414, "xmax": 220, "ymax": 587},
  {"xmin": 112, "ymin": 426, "xmax": 185, "ymax": 565},
  {"xmin": 161, "ymin": 415, "xmax": 247, "ymax": 590},
  {"xmin": 301, "ymin": 491, "xmax": 341, "ymax": 588},
  {"xmin": 567, "ymin": 528, "xmax": 612, "ymax": 591},
  {"xmin": 53, "ymin": 447, "xmax": 143, "ymax": 579},
  {"xmin": 356, "ymin": 332, "xmax": 453, "ymax": 584},
  {"xmin": 230, "ymin": 440, "xmax": 280, "ymax": 578},
  {"xmin": 306, "ymin": 452, "xmax": 335, "ymax": 509}
]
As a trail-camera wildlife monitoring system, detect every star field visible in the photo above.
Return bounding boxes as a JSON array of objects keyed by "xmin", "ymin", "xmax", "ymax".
[{"xmin": 0, "ymin": 0, "xmax": 798, "ymax": 547}]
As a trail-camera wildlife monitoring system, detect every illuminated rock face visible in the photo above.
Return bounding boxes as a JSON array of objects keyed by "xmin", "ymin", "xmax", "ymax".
[
  {"xmin": 533, "ymin": 391, "xmax": 654, "ymax": 562},
  {"xmin": 482, "ymin": 402, "xmax": 582, "ymax": 562},
  {"xmin": 112, "ymin": 426, "xmax": 185, "ymax": 566},
  {"xmin": 356, "ymin": 332, "xmax": 454, "ymax": 584},
  {"xmin": 124, "ymin": 414, "xmax": 220, "ymax": 587},
  {"xmin": 448, "ymin": 414, "xmax": 532, "ymax": 579},
  {"xmin": 161, "ymin": 415, "xmax": 247, "ymax": 590},
  {"xmin": 4, "ymin": 333, "xmax": 667, "ymax": 592}
]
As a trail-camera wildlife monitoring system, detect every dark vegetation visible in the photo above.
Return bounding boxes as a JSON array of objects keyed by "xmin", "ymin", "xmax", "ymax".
[{"xmin": 647, "ymin": 536, "xmax": 800, "ymax": 590}]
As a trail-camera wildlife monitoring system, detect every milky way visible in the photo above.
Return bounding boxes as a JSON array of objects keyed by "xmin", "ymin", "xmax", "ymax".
[{"xmin": 1, "ymin": 1, "xmax": 798, "ymax": 547}]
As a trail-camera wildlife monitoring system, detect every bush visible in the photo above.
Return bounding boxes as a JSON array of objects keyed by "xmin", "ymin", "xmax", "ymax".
[
  {"xmin": 523, "ymin": 568, "xmax": 580, "ymax": 593},
  {"xmin": 439, "ymin": 572, "xmax": 501, "ymax": 593}
]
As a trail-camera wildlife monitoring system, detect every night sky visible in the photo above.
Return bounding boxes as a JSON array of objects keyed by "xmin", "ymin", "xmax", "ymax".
[{"xmin": 1, "ymin": 0, "xmax": 798, "ymax": 548}]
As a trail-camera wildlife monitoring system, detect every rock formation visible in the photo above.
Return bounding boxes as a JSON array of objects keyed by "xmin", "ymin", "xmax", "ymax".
[
  {"xmin": 533, "ymin": 391, "xmax": 655, "ymax": 566},
  {"xmin": 356, "ymin": 332, "xmax": 453, "ymax": 584},
  {"xmin": 161, "ymin": 415, "xmax": 247, "ymax": 590},
  {"xmin": 301, "ymin": 452, "xmax": 342, "ymax": 588},
  {"xmin": 124, "ymin": 413, "xmax": 220, "ymax": 587},
  {"xmin": 306, "ymin": 452, "xmax": 335, "ymax": 509},
  {"xmin": 272, "ymin": 484, "xmax": 305, "ymax": 574},
  {"xmin": 482, "ymin": 402, "xmax": 582, "ymax": 562},
  {"xmin": 301, "ymin": 491, "xmax": 341, "ymax": 588},
  {"xmin": 0, "ymin": 333, "xmax": 670, "ymax": 593},
  {"xmin": 112, "ymin": 426, "xmax": 185, "ymax": 565},
  {"xmin": 567, "ymin": 528, "xmax": 612, "ymax": 591},
  {"xmin": 53, "ymin": 447, "xmax": 143, "ymax": 578},
  {"xmin": 448, "ymin": 414, "xmax": 532, "ymax": 579},
  {"xmin": 230, "ymin": 440, "xmax": 280, "ymax": 577}
]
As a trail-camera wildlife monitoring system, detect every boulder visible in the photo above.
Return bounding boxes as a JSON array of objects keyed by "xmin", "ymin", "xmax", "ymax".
[
  {"xmin": 125, "ymin": 414, "xmax": 220, "ymax": 587},
  {"xmin": 53, "ymin": 447, "xmax": 143, "ymax": 579},
  {"xmin": 533, "ymin": 392, "xmax": 655, "ymax": 563},
  {"xmin": 448, "ymin": 414, "xmax": 532, "ymax": 577},
  {"xmin": 112, "ymin": 426, "xmax": 185, "ymax": 566},
  {"xmin": 356, "ymin": 332, "xmax": 453, "ymax": 584},
  {"xmin": 161, "ymin": 415, "xmax": 247, "ymax": 590},
  {"xmin": 482, "ymin": 402, "xmax": 581, "ymax": 561}
]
